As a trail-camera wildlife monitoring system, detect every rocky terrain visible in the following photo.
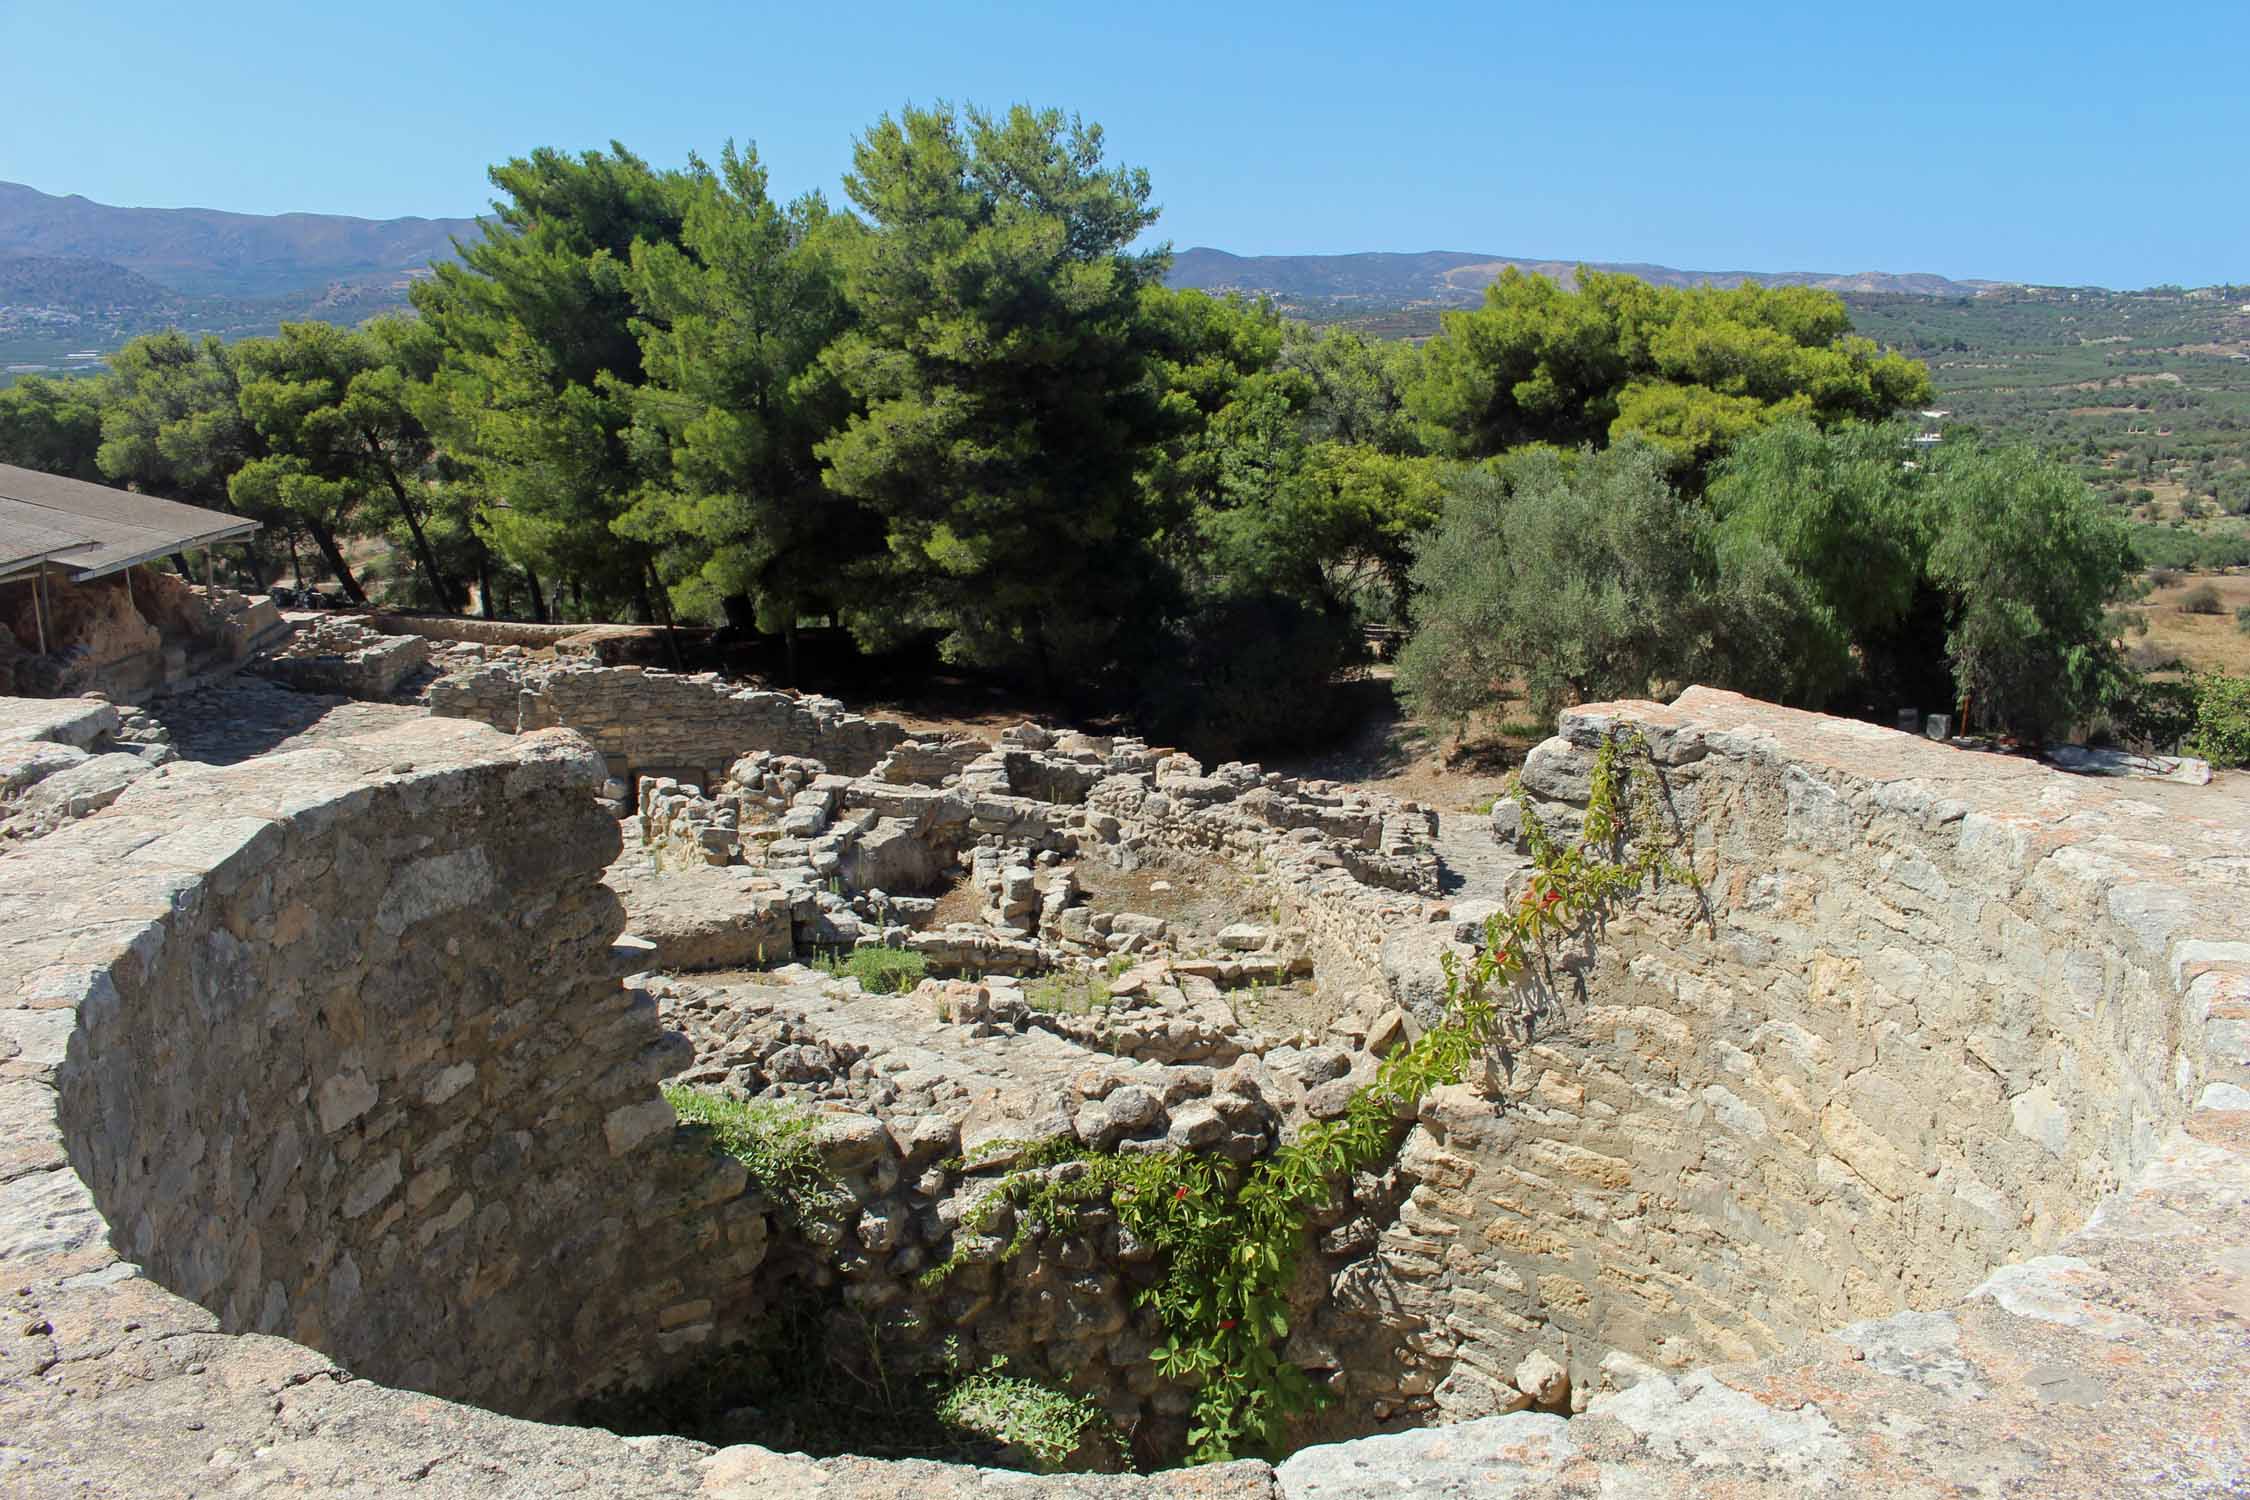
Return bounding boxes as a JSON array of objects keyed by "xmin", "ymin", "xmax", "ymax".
[{"xmin": 0, "ymin": 622, "xmax": 2245, "ymax": 1494}]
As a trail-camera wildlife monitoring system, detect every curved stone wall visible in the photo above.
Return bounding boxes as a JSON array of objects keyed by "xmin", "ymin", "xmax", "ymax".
[
  {"xmin": 1354, "ymin": 689, "xmax": 2249, "ymax": 1419},
  {"xmin": 19, "ymin": 719, "xmax": 768, "ymax": 1420}
]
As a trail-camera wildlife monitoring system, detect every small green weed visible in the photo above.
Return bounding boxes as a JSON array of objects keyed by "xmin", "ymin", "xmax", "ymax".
[
  {"xmin": 817, "ymin": 945, "xmax": 929, "ymax": 994},
  {"xmin": 1025, "ymin": 970, "xmax": 1112, "ymax": 1015}
]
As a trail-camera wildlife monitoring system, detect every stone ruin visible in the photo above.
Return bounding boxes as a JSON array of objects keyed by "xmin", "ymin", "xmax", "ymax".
[
  {"xmin": 1, "ymin": 648, "xmax": 2247, "ymax": 1497},
  {"xmin": 0, "ymin": 566, "xmax": 283, "ymax": 701}
]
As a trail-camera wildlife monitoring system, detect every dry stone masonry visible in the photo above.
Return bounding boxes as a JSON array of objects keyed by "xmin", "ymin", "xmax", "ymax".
[
  {"xmin": 427, "ymin": 657, "xmax": 906, "ymax": 783},
  {"xmin": 0, "ymin": 675, "xmax": 2245, "ymax": 1496}
]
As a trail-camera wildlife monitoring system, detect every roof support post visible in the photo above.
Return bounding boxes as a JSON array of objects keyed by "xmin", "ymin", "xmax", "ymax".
[
  {"xmin": 203, "ymin": 547, "xmax": 214, "ymax": 596},
  {"xmin": 32, "ymin": 564, "xmax": 48, "ymax": 655}
]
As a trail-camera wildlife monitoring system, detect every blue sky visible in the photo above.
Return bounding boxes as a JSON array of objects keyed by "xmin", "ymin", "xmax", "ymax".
[{"xmin": 2, "ymin": 0, "xmax": 2241, "ymax": 288}]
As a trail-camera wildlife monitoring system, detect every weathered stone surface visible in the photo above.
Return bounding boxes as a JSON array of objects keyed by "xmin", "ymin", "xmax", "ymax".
[
  {"xmin": 1276, "ymin": 1413, "xmax": 1575, "ymax": 1499},
  {"xmin": 2, "ymin": 682, "xmax": 2246, "ymax": 1496},
  {"xmin": 3, "ymin": 712, "xmax": 776, "ymax": 1434},
  {"xmin": 1365, "ymin": 686, "xmax": 2250, "ymax": 1430}
]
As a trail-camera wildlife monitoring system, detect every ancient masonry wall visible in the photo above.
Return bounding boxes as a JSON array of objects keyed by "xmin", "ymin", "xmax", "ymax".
[
  {"xmin": 17, "ymin": 719, "xmax": 770, "ymax": 1420},
  {"xmin": 1360, "ymin": 688, "xmax": 2248, "ymax": 1421},
  {"xmin": 426, "ymin": 660, "xmax": 905, "ymax": 784},
  {"xmin": 1, "ymin": 689, "xmax": 2246, "ymax": 1495}
]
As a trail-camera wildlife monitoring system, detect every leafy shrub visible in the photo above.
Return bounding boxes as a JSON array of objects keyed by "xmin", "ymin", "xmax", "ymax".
[
  {"xmin": 2237, "ymin": 604, "xmax": 2250, "ymax": 636},
  {"xmin": 936, "ymin": 1361, "xmax": 1124, "ymax": 1471},
  {"xmin": 2187, "ymin": 673, "xmax": 2250, "ymax": 768},
  {"xmin": 2106, "ymin": 676, "xmax": 2198, "ymax": 752},
  {"xmin": 2179, "ymin": 583, "xmax": 2224, "ymax": 614},
  {"xmin": 1400, "ymin": 442, "xmax": 1714, "ymax": 729},
  {"xmin": 2125, "ymin": 641, "xmax": 2186, "ymax": 673},
  {"xmin": 2148, "ymin": 566, "xmax": 2184, "ymax": 590},
  {"xmin": 817, "ymin": 945, "xmax": 928, "ymax": 994}
]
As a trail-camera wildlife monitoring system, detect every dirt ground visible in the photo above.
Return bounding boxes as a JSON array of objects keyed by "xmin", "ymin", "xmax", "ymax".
[
  {"xmin": 1073, "ymin": 854, "xmax": 1276, "ymax": 944},
  {"xmin": 2139, "ymin": 570, "xmax": 2250, "ymax": 676},
  {"xmin": 1261, "ymin": 672, "xmax": 1543, "ymax": 812}
]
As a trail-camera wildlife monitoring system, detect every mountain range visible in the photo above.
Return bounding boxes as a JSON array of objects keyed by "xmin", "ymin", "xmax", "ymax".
[
  {"xmin": 1, "ymin": 179, "xmax": 2015, "ymax": 372},
  {"xmin": 1166, "ymin": 248, "xmax": 2009, "ymax": 305}
]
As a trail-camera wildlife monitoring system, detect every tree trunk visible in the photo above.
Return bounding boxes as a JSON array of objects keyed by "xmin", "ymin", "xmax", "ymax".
[
  {"xmin": 525, "ymin": 567, "xmax": 548, "ymax": 624},
  {"xmin": 305, "ymin": 521, "xmax": 368, "ymax": 604},
  {"xmin": 374, "ymin": 459, "xmax": 457, "ymax": 613},
  {"xmin": 477, "ymin": 549, "xmax": 496, "ymax": 620},
  {"xmin": 783, "ymin": 615, "xmax": 800, "ymax": 686},
  {"xmin": 647, "ymin": 560, "xmax": 684, "ymax": 670}
]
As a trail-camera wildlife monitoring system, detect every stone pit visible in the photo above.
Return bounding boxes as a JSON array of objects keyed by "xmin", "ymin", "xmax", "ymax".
[{"xmin": 2, "ymin": 660, "xmax": 2246, "ymax": 1497}]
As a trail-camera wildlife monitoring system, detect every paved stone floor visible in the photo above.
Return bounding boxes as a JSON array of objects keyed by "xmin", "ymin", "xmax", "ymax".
[
  {"xmin": 150, "ymin": 676, "xmax": 427, "ymax": 765},
  {"xmin": 1430, "ymin": 809, "xmax": 1522, "ymax": 900}
]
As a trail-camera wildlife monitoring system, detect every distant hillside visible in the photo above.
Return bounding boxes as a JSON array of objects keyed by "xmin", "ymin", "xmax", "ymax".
[
  {"xmin": 0, "ymin": 180, "xmax": 2048, "ymax": 375},
  {"xmin": 0, "ymin": 182, "xmax": 481, "ymax": 372},
  {"xmin": 0, "ymin": 180, "xmax": 479, "ymax": 299},
  {"xmin": 0, "ymin": 255, "xmax": 179, "ymax": 316},
  {"xmin": 1166, "ymin": 247, "xmax": 2011, "ymax": 308}
]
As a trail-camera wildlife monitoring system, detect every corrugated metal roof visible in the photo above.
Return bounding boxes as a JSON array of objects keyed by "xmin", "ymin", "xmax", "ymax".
[{"xmin": 0, "ymin": 464, "xmax": 259, "ymax": 582}]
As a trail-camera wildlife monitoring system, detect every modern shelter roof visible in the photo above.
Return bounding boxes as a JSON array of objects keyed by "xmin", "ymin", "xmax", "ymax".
[{"xmin": 0, "ymin": 464, "xmax": 259, "ymax": 583}]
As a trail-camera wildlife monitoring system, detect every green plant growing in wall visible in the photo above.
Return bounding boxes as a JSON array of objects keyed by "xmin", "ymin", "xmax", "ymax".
[
  {"xmin": 663, "ymin": 1085, "xmax": 845, "ymax": 1228},
  {"xmin": 920, "ymin": 729, "xmax": 1685, "ymax": 1464}
]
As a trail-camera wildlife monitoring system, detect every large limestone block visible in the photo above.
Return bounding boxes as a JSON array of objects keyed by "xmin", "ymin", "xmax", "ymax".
[{"xmin": 1276, "ymin": 1413, "xmax": 1575, "ymax": 1500}]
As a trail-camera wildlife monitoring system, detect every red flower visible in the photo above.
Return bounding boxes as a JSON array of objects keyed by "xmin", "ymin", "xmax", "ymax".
[
  {"xmin": 1219, "ymin": 1318, "xmax": 1238, "ymax": 1330},
  {"xmin": 1542, "ymin": 889, "xmax": 1563, "ymax": 910},
  {"xmin": 1174, "ymin": 1185, "xmax": 1189, "ymax": 1201}
]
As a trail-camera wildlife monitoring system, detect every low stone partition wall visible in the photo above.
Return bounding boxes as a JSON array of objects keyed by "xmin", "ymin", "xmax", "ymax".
[
  {"xmin": 1350, "ymin": 687, "xmax": 2250, "ymax": 1424},
  {"xmin": 427, "ymin": 659, "xmax": 905, "ymax": 783},
  {"xmin": 363, "ymin": 611, "xmax": 606, "ymax": 649},
  {"xmin": 254, "ymin": 616, "xmax": 434, "ymax": 697}
]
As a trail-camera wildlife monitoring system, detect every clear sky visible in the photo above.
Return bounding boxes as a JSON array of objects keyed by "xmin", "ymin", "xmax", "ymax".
[{"xmin": 2, "ymin": 0, "xmax": 2241, "ymax": 289}]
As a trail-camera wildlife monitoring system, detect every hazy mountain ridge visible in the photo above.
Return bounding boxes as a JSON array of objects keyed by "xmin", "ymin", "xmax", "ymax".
[
  {"xmin": 0, "ymin": 181, "xmax": 479, "ymax": 299},
  {"xmin": 0, "ymin": 180, "xmax": 2036, "ymax": 371},
  {"xmin": 1168, "ymin": 247, "xmax": 2012, "ymax": 303}
]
